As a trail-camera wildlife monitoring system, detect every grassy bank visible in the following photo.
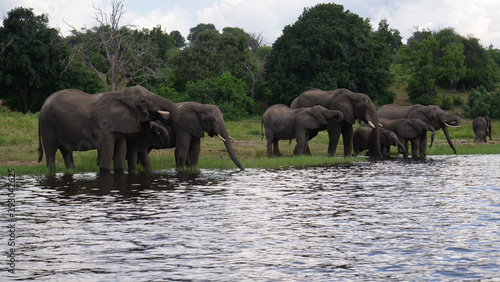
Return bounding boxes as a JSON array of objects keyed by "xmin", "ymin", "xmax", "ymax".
[{"xmin": 1, "ymin": 109, "xmax": 499, "ymax": 175}]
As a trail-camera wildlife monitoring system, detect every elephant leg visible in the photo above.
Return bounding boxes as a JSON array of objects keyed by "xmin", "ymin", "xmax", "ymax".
[
  {"xmin": 294, "ymin": 128, "xmax": 307, "ymax": 156},
  {"xmin": 265, "ymin": 132, "xmax": 275, "ymax": 157},
  {"xmin": 59, "ymin": 146, "xmax": 75, "ymax": 169},
  {"xmin": 419, "ymin": 134, "xmax": 428, "ymax": 158},
  {"xmin": 113, "ymin": 137, "xmax": 127, "ymax": 174},
  {"xmin": 410, "ymin": 139, "xmax": 419, "ymax": 159},
  {"xmin": 127, "ymin": 148, "xmax": 138, "ymax": 173},
  {"xmin": 273, "ymin": 139, "xmax": 282, "ymax": 157},
  {"xmin": 42, "ymin": 133, "xmax": 58, "ymax": 173},
  {"xmin": 175, "ymin": 131, "xmax": 191, "ymax": 168},
  {"xmin": 138, "ymin": 149, "xmax": 151, "ymax": 172},
  {"xmin": 98, "ymin": 139, "xmax": 114, "ymax": 175},
  {"xmin": 327, "ymin": 122, "xmax": 342, "ymax": 157},
  {"xmin": 341, "ymin": 123, "xmax": 354, "ymax": 157},
  {"xmin": 187, "ymin": 137, "xmax": 201, "ymax": 167}
]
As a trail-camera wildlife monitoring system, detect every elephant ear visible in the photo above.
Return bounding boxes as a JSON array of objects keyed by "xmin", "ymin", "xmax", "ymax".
[
  {"xmin": 91, "ymin": 92, "xmax": 145, "ymax": 133},
  {"xmin": 408, "ymin": 107, "xmax": 435, "ymax": 128},
  {"xmin": 301, "ymin": 110, "xmax": 325, "ymax": 130},
  {"xmin": 176, "ymin": 103, "xmax": 205, "ymax": 138},
  {"xmin": 331, "ymin": 94, "xmax": 354, "ymax": 124}
]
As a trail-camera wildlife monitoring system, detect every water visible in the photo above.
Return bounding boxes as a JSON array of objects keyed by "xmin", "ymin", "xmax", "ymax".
[{"xmin": 1, "ymin": 155, "xmax": 499, "ymax": 280}]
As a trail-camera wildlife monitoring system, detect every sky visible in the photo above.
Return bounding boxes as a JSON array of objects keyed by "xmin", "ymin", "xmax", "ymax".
[{"xmin": 2, "ymin": 0, "xmax": 500, "ymax": 48}]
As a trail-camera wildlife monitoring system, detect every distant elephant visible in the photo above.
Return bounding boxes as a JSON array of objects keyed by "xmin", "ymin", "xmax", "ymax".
[
  {"xmin": 262, "ymin": 104, "xmax": 344, "ymax": 157},
  {"xmin": 164, "ymin": 102, "xmax": 244, "ymax": 170},
  {"xmin": 353, "ymin": 127, "xmax": 406, "ymax": 158},
  {"xmin": 377, "ymin": 104, "xmax": 460, "ymax": 154},
  {"xmin": 378, "ymin": 117, "xmax": 435, "ymax": 159},
  {"xmin": 126, "ymin": 121, "xmax": 173, "ymax": 173},
  {"xmin": 472, "ymin": 117, "xmax": 492, "ymax": 143},
  {"xmin": 38, "ymin": 86, "xmax": 179, "ymax": 174},
  {"xmin": 290, "ymin": 88, "xmax": 382, "ymax": 158}
]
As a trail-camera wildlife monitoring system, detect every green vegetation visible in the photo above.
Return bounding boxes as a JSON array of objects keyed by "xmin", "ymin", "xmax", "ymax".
[{"xmin": 1, "ymin": 109, "xmax": 499, "ymax": 175}]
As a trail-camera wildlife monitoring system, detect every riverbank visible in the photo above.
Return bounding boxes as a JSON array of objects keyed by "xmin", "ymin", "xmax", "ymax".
[{"xmin": 1, "ymin": 110, "xmax": 499, "ymax": 175}]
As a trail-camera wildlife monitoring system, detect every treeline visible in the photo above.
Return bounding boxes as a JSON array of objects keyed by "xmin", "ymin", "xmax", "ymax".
[{"xmin": 1, "ymin": 2, "xmax": 500, "ymax": 119}]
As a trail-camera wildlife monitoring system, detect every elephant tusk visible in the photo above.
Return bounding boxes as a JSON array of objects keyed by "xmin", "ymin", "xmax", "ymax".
[
  {"xmin": 379, "ymin": 123, "xmax": 383, "ymax": 127},
  {"xmin": 217, "ymin": 134, "xmax": 227, "ymax": 142},
  {"xmin": 445, "ymin": 123, "xmax": 461, "ymax": 128},
  {"xmin": 157, "ymin": 110, "xmax": 170, "ymax": 116},
  {"xmin": 177, "ymin": 103, "xmax": 184, "ymax": 109},
  {"xmin": 368, "ymin": 121, "xmax": 376, "ymax": 128},
  {"xmin": 229, "ymin": 136, "xmax": 236, "ymax": 142}
]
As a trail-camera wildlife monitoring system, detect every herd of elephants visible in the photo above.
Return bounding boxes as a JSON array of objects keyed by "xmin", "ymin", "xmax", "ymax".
[{"xmin": 37, "ymin": 86, "xmax": 493, "ymax": 174}]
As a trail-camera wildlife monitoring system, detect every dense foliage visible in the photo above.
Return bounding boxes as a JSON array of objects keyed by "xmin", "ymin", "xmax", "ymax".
[
  {"xmin": 265, "ymin": 3, "xmax": 395, "ymax": 105},
  {"xmin": 1, "ymin": 3, "xmax": 500, "ymax": 119}
]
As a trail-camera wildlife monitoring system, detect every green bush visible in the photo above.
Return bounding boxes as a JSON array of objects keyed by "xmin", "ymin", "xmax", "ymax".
[
  {"xmin": 184, "ymin": 71, "xmax": 254, "ymax": 120},
  {"xmin": 465, "ymin": 86, "xmax": 500, "ymax": 119}
]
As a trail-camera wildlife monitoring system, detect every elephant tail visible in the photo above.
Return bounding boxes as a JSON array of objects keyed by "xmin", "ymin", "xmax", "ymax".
[
  {"xmin": 261, "ymin": 118, "xmax": 264, "ymax": 142},
  {"xmin": 38, "ymin": 122, "xmax": 43, "ymax": 163}
]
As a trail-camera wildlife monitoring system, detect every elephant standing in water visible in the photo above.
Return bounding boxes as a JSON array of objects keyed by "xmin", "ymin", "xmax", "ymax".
[
  {"xmin": 262, "ymin": 104, "xmax": 343, "ymax": 157},
  {"xmin": 126, "ymin": 121, "xmax": 173, "ymax": 173},
  {"xmin": 378, "ymin": 117, "xmax": 435, "ymax": 159},
  {"xmin": 472, "ymin": 117, "xmax": 492, "ymax": 143},
  {"xmin": 163, "ymin": 102, "xmax": 244, "ymax": 170},
  {"xmin": 290, "ymin": 88, "xmax": 382, "ymax": 158},
  {"xmin": 377, "ymin": 104, "xmax": 461, "ymax": 154},
  {"xmin": 353, "ymin": 127, "xmax": 405, "ymax": 158},
  {"xmin": 38, "ymin": 86, "xmax": 179, "ymax": 174}
]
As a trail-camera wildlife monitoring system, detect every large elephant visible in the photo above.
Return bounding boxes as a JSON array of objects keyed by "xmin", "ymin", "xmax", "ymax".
[
  {"xmin": 378, "ymin": 117, "xmax": 435, "ymax": 159},
  {"xmin": 290, "ymin": 88, "xmax": 382, "ymax": 158},
  {"xmin": 38, "ymin": 86, "xmax": 179, "ymax": 174},
  {"xmin": 262, "ymin": 104, "xmax": 344, "ymax": 157},
  {"xmin": 377, "ymin": 104, "xmax": 461, "ymax": 154},
  {"xmin": 164, "ymin": 102, "xmax": 244, "ymax": 170},
  {"xmin": 472, "ymin": 117, "xmax": 492, "ymax": 143},
  {"xmin": 126, "ymin": 121, "xmax": 173, "ymax": 173},
  {"xmin": 353, "ymin": 127, "xmax": 405, "ymax": 158}
]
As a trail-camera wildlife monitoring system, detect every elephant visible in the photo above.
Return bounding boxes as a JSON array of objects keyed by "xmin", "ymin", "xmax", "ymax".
[
  {"xmin": 353, "ymin": 127, "xmax": 406, "ymax": 158},
  {"xmin": 126, "ymin": 121, "xmax": 173, "ymax": 173},
  {"xmin": 472, "ymin": 117, "xmax": 492, "ymax": 143},
  {"xmin": 378, "ymin": 117, "xmax": 435, "ymax": 159},
  {"xmin": 377, "ymin": 104, "xmax": 461, "ymax": 154},
  {"xmin": 38, "ymin": 86, "xmax": 179, "ymax": 174},
  {"xmin": 161, "ymin": 102, "xmax": 244, "ymax": 170},
  {"xmin": 290, "ymin": 88, "xmax": 382, "ymax": 158},
  {"xmin": 261, "ymin": 104, "xmax": 344, "ymax": 157}
]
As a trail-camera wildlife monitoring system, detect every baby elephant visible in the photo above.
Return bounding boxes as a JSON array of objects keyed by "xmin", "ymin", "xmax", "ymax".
[
  {"xmin": 126, "ymin": 121, "xmax": 173, "ymax": 172},
  {"xmin": 262, "ymin": 104, "xmax": 343, "ymax": 157},
  {"xmin": 353, "ymin": 127, "xmax": 406, "ymax": 158},
  {"xmin": 472, "ymin": 116, "xmax": 492, "ymax": 143}
]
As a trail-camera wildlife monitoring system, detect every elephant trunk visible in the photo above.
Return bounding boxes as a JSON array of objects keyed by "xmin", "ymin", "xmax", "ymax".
[
  {"xmin": 152, "ymin": 95, "xmax": 180, "ymax": 125},
  {"xmin": 442, "ymin": 126, "xmax": 456, "ymax": 154},
  {"xmin": 429, "ymin": 126, "xmax": 435, "ymax": 148},
  {"xmin": 219, "ymin": 128, "xmax": 245, "ymax": 171},
  {"xmin": 396, "ymin": 139, "xmax": 406, "ymax": 155},
  {"xmin": 367, "ymin": 117, "xmax": 383, "ymax": 159}
]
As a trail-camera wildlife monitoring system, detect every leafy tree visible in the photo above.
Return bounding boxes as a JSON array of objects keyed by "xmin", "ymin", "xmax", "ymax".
[
  {"xmin": 187, "ymin": 23, "xmax": 216, "ymax": 43},
  {"xmin": 265, "ymin": 3, "xmax": 394, "ymax": 105},
  {"xmin": 465, "ymin": 86, "xmax": 500, "ymax": 119},
  {"xmin": 375, "ymin": 19, "xmax": 402, "ymax": 55},
  {"xmin": 170, "ymin": 30, "xmax": 186, "ymax": 48},
  {"xmin": 442, "ymin": 43, "xmax": 467, "ymax": 92},
  {"xmin": 0, "ymin": 7, "xmax": 70, "ymax": 113}
]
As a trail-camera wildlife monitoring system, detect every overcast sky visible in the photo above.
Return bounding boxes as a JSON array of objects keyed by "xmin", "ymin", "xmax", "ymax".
[{"xmin": 2, "ymin": 0, "xmax": 500, "ymax": 47}]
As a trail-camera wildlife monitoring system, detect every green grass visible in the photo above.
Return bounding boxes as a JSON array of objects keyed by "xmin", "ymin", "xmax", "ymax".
[{"xmin": 1, "ymin": 107, "xmax": 500, "ymax": 176}]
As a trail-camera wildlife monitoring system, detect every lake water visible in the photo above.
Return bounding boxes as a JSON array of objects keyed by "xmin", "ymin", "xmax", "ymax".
[{"xmin": 1, "ymin": 154, "xmax": 499, "ymax": 280}]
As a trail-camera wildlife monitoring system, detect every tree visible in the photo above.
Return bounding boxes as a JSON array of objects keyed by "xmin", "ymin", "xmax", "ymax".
[
  {"xmin": 187, "ymin": 23, "xmax": 216, "ymax": 43},
  {"xmin": 0, "ymin": 7, "xmax": 70, "ymax": 113},
  {"xmin": 442, "ymin": 43, "xmax": 467, "ymax": 92},
  {"xmin": 264, "ymin": 3, "xmax": 394, "ymax": 104},
  {"xmin": 170, "ymin": 30, "xmax": 186, "ymax": 48},
  {"xmin": 243, "ymin": 32, "xmax": 270, "ymax": 99},
  {"xmin": 68, "ymin": 0, "xmax": 164, "ymax": 91}
]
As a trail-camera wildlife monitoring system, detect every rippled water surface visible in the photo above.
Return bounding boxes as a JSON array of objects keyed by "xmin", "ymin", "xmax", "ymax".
[{"xmin": 1, "ymin": 155, "xmax": 500, "ymax": 280}]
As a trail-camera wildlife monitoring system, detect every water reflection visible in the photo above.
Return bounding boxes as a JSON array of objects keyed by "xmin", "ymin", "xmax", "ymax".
[{"xmin": 1, "ymin": 155, "xmax": 499, "ymax": 281}]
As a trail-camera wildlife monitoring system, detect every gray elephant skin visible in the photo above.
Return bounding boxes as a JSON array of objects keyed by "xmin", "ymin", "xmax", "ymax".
[
  {"xmin": 377, "ymin": 104, "xmax": 460, "ymax": 154},
  {"xmin": 262, "ymin": 104, "xmax": 344, "ymax": 157},
  {"xmin": 164, "ymin": 102, "xmax": 244, "ymax": 171},
  {"xmin": 126, "ymin": 121, "xmax": 173, "ymax": 173},
  {"xmin": 353, "ymin": 127, "xmax": 405, "ymax": 158},
  {"xmin": 472, "ymin": 117, "xmax": 492, "ymax": 143},
  {"xmin": 290, "ymin": 88, "xmax": 382, "ymax": 158},
  {"xmin": 38, "ymin": 86, "xmax": 179, "ymax": 174},
  {"xmin": 378, "ymin": 117, "xmax": 435, "ymax": 159}
]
